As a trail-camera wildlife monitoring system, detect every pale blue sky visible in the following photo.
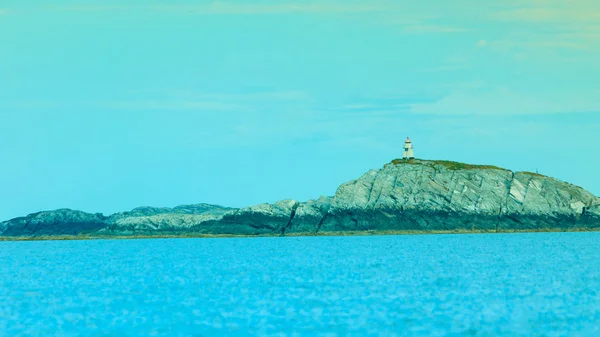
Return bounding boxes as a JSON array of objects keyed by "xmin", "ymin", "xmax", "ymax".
[{"xmin": 1, "ymin": 0, "xmax": 599, "ymax": 220}]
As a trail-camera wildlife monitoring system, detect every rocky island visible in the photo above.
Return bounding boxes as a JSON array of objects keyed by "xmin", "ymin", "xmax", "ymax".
[{"xmin": 2, "ymin": 159, "xmax": 599, "ymax": 240}]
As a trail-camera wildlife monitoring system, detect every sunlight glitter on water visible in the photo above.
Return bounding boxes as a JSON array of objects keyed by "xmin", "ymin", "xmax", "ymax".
[{"xmin": 1, "ymin": 233, "xmax": 599, "ymax": 336}]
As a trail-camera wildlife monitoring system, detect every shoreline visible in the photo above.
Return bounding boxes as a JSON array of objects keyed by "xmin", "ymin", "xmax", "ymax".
[{"xmin": 1, "ymin": 227, "xmax": 599, "ymax": 242}]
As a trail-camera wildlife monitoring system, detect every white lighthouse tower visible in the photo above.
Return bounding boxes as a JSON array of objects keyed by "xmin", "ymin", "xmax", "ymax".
[{"xmin": 403, "ymin": 137, "xmax": 414, "ymax": 159}]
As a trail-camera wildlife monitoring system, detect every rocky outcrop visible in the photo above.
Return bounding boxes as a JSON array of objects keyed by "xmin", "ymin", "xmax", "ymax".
[
  {"xmin": 318, "ymin": 160, "xmax": 599, "ymax": 232},
  {"xmin": 100, "ymin": 204, "xmax": 235, "ymax": 235},
  {"xmin": 0, "ymin": 209, "xmax": 107, "ymax": 236},
  {"xmin": 1, "ymin": 159, "xmax": 599, "ymax": 237},
  {"xmin": 580, "ymin": 199, "xmax": 600, "ymax": 227},
  {"xmin": 108, "ymin": 203, "xmax": 234, "ymax": 220},
  {"xmin": 289, "ymin": 196, "xmax": 332, "ymax": 234},
  {"xmin": 202, "ymin": 200, "xmax": 300, "ymax": 235}
]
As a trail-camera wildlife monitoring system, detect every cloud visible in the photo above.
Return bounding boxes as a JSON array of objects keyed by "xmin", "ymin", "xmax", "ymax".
[
  {"xmin": 117, "ymin": 90, "xmax": 308, "ymax": 111},
  {"xmin": 494, "ymin": 7, "xmax": 600, "ymax": 23},
  {"xmin": 419, "ymin": 55, "xmax": 470, "ymax": 72},
  {"xmin": 409, "ymin": 87, "xmax": 600, "ymax": 116},
  {"xmin": 484, "ymin": 39, "xmax": 589, "ymax": 52},
  {"xmin": 52, "ymin": 6, "xmax": 128, "ymax": 12},
  {"xmin": 0, "ymin": 99, "xmax": 249, "ymax": 112},
  {"xmin": 489, "ymin": 2, "xmax": 600, "ymax": 50},
  {"xmin": 45, "ymin": 3, "xmax": 393, "ymax": 15},
  {"xmin": 403, "ymin": 25, "xmax": 470, "ymax": 33},
  {"xmin": 2, "ymin": 90, "xmax": 308, "ymax": 112},
  {"xmin": 0, "ymin": 101, "xmax": 59, "ymax": 109},
  {"xmin": 189, "ymin": 90, "xmax": 308, "ymax": 101},
  {"xmin": 0, "ymin": 2, "xmax": 472, "ymax": 37},
  {"xmin": 106, "ymin": 100, "xmax": 249, "ymax": 111},
  {"xmin": 421, "ymin": 65, "xmax": 465, "ymax": 72},
  {"xmin": 338, "ymin": 104, "xmax": 380, "ymax": 110},
  {"xmin": 476, "ymin": 36, "xmax": 592, "ymax": 53},
  {"xmin": 328, "ymin": 92, "xmax": 443, "ymax": 115},
  {"xmin": 8, "ymin": 2, "xmax": 466, "ymax": 35},
  {"xmin": 192, "ymin": 3, "xmax": 390, "ymax": 15}
]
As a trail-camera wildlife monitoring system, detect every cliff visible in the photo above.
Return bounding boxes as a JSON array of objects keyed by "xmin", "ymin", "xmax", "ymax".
[
  {"xmin": 318, "ymin": 160, "xmax": 599, "ymax": 232},
  {"xmin": 2, "ymin": 159, "xmax": 599, "ymax": 238}
]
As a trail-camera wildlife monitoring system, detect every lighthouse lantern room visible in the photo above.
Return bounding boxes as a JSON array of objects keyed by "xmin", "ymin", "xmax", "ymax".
[{"xmin": 403, "ymin": 137, "xmax": 414, "ymax": 159}]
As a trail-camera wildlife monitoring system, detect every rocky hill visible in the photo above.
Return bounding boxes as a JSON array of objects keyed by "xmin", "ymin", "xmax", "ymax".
[
  {"xmin": 0, "ymin": 209, "xmax": 107, "ymax": 236},
  {"xmin": 2, "ymin": 159, "xmax": 599, "ymax": 238}
]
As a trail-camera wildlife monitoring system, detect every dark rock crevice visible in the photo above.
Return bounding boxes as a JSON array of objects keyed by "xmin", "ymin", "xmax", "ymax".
[
  {"xmin": 391, "ymin": 172, "xmax": 399, "ymax": 192},
  {"xmin": 522, "ymin": 176, "xmax": 533, "ymax": 205},
  {"xmin": 365, "ymin": 171, "xmax": 378, "ymax": 206},
  {"xmin": 315, "ymin": 213, "xmax": 329, "ymax": 234},
  {"xmin": 505, "ymin": 171, "xmax": 516, "ymax": 211},
  {"xmin": 371, "ymin": 186, "xmax": 384, "ymax": 210},
  {"xmin": 281, "ymin": 202, "xmax": 300, "ymax": 236}
]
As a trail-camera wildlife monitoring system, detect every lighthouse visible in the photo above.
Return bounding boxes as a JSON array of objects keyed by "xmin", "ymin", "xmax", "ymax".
[{"xmin": 403, "ymin": 137, "xmax": 414, "ymax": 159}]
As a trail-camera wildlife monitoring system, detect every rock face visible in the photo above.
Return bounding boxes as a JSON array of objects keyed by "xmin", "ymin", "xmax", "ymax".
[
  {"xmin": 581, "ymin": 199, "xmax": 600, "ymax": 226},
  {"xmin": 1, "ymin": 159, "xmax": 599, "ymax": 237},
  {"xmin": 289, "ymin": 196, "xmax": 332, "ymax": 234},
  {"xmin": 199, "ymin": 200, "xmax": 300, "ymax": 235},
  {"xmin": 100, "ymin": 204, "xmax": 236, "ymax": 235},
  {"xmin": 319, "ymin": 160, "xmax": 599, "ymax": 232},
  {"xmin": 0, "ymin": 209, "xmax": 107, "ymax": 236}
]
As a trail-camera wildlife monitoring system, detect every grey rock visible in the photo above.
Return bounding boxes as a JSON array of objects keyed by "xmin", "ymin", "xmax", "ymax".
[
  {"xmin": 0, "ymin": 209, "xmax": 106, "ymax": 236},
  {"xmin": 288, "ymin": 196, "xmax": 332, "ymax": 233},
  {"xmin": 208, "ymin": 199, "xmax": 300, "ymax": 235},
  {"xmin": 109, "ymin": 203, "xmax": 234, "ymax": 219},
  {"xmin": 99, "ymin": 213, "xmax": 228, "ymax": 235},
  {"xmin": 0, "ymin": 221, "xmax": 8, "ymax": 235},
  {"xmin": 100, "ymin": 204, "xmax": 235, "ymax": 235},
  {"xmin": 580, "ymin": 199, "xmax": 600, "ymax": 228},
  {"xmin": 320, "ymin": 160, "xmax": 598, "ymax": 232},
  {"xmin": 2, "ymin": 159, "xmax": 599, "ymax": 237}
]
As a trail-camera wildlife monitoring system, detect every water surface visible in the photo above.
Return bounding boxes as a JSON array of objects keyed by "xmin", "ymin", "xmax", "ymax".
[{"xmin": 1, "ymin": 233, "xmax": 599, "ymax": 336}]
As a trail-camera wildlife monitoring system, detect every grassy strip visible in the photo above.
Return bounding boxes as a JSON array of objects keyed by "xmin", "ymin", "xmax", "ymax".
[
  {"xmin": 1, "ymin": 227, "xmax": 599, "ymax": 242},
  {"xmin": 391, "ymin": 158, "xmax": 509, "ymax": 172},
  {"xmin": 0, "ymin": 233, "xmax": 266, "ymax": 241}
]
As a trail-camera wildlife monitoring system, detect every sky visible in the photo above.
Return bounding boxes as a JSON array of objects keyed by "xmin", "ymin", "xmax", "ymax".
[{"xmin": 1, "ymin": 0, "xmax": 599, "ymax": 221}]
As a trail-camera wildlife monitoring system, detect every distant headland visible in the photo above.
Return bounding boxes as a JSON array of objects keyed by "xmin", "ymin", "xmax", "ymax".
[{"xmin": 2, "ymin": 155, "xmax": 599, "ymax": 240}]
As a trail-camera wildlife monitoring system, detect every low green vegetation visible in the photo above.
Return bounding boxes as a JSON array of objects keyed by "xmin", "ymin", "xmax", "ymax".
[
  {"xmin": 0, "ymin": 233, "xmax": 261, "ymax": 241},
  {"xmin": 1, "ymin": 227, "xmax": 598, "ymax": 241},
  {"xmin": 521, "ymin": 171, "xmax": 546, "ymax": 178},
  {"xmin": 520, "ymin": 171, "xmax": 586, "ymax": 196},
  {"xmin": 391, "ymin": 158, "xmax": 509, "ymax": 171}
]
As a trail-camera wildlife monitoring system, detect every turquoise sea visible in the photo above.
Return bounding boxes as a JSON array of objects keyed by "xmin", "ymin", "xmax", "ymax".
[{"xmin": 1, "ymin": 233, "xmax": 599, "ymax": 336}]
